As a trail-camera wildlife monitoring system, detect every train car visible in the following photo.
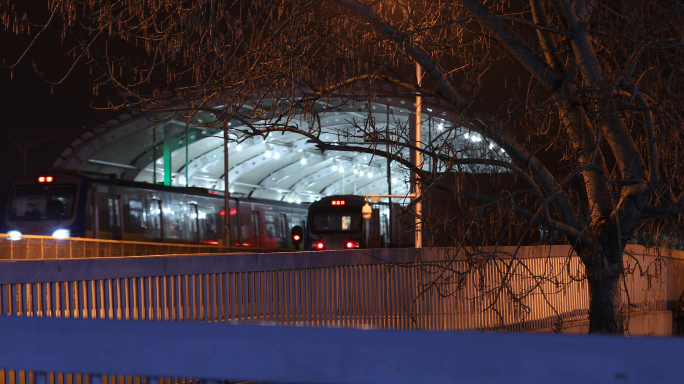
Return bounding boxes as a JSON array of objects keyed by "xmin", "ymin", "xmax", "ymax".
[
  {"xmin": 304, "ymin": 195, "xmax": 408, "ymax": 250},
  {"xmin": 4, "ymin": 170, "xmax": 307, "ymax": 249}
]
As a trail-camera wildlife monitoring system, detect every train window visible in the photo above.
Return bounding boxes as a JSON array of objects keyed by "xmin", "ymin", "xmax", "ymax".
[
  {"xmin": 147, "ymin": 199, "xmax": 163, "ymax": 241},
  {"xmin": 166, "ymin": 201, "xmax": 183, "ymax": 238},
  {"xmin": 250, "ymin": 211, "xmax": 261, "ymax": 246},
  {"xmin": 279, "ymin": 214, "xmax": 287, "ymax": 239},
  {"xmin": 107, "ymin": 196, "xmax": 123, "ymax": 240},
  {"xmin": 188, "ymin": 204, "xmax": 199, "ymax": 243},
  {"xmin": 311, "ymin": 208, "xmax": 362, "ymax": 233},
  {"xmin": 201, "ymin": 206, "xmax": 218, "ymax": 234},
  {"xmin": 128, "ymin": 199, "xmax": 145, "ymax": 228},
  {"xmin": 264, "ymin": 214, "xmax": 276, "ymax": 238},
  {"xmin": 9, "ymin": 185, "xmax": 76, "ymax": 221}
]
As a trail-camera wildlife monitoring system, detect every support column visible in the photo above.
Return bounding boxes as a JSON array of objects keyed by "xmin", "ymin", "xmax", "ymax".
[{"xmin": 163, "ymin": 125, "xmax": 173, "ymax": 186}]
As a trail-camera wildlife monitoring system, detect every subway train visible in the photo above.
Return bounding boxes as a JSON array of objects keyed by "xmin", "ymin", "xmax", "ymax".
[
  {"xmin": 303, "ymin": 195, "xmax": 410, "ymax": 250},
  {"xmin": 3, "ymin": 170, "xmax": 308, "ymax": 249}
]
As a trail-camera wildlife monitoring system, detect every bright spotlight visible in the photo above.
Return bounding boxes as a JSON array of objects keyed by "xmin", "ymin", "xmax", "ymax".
[{"xmin": 52, "ymin": 229, "xmax": 70, "ymax": 239}]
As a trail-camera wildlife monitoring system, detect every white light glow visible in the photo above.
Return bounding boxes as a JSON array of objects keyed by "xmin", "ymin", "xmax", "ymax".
[
  {"xmin": 359, "ymin": 171, "xmax": 365, "ymax": 176},
  {"xmin": 52, "ymin": 229, "xmax": 70, "ymax": 239},
  {"xmin": 7, "ymin": 230, "xmax": 21, "ymax": 241},
  {"xmin": 296, "ymin": 199, "xmax": 301, "ymax": 204},
  {"xmin": 471, "ymin": 136, "xmax": 482, "ymax": 142},
  {"xmin": 288, "ymin": 198, "xmax": 294, "ymax": 203},
  {"xmin": 438, "ymin": 123, "xmax": 444, "ymax": 130},
  {"xmin": 274, "ymin": 152, "xmax": 280, "ymax": 159},
  {"xmin": 392, "ymin": 177, "xmax": 397, "ymax": 184},
  {"xmin": 338, "ymin": 167, "xmax": 344, "ymax": 173},
  {"xmin": 332, "ymin": 165, "xmax": 338, "ymax": 172},
  {"xmin": 236, "ymin": 144, "xmax": 243, "ymax": 151},
  {"xmin": 265, "ymin": 150, "xmax": 272, "ymax": 157},
  {"xmin": 368, "ymin": 173, "xmax": 373, "ymax": 178},
  {"xmin": 300, "ymin": 158, "xmax": 307, "ymax": 165}
]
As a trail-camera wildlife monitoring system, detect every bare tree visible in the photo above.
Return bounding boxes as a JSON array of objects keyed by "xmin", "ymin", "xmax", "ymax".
[{"xmin": 2, "ymin": 0, "xmax": 683, "ymax": 334}]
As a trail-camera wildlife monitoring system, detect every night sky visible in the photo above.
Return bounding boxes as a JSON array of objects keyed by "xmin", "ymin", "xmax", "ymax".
[{"xmin": 0, "ymin": 20, "xmax": 117, "ymax": 195}]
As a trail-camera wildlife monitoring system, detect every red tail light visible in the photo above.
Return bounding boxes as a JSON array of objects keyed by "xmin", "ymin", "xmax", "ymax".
[
  {"xmin": 38, "ymin": 176, "xmax": 54, "ymax": 183},
  {"xmin": 345, "ymin": 241, "xmax": 360, "ymax": 249},
  {"xmin": 293, "ymin": 234, "xmax": 301, "ymax": 241},
  {"xmin": 313, "ymin": 241, "xmax": 325, "ymax": 250}
]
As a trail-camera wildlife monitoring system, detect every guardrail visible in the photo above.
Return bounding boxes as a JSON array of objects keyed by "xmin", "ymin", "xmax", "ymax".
[
  {"xmin": 0, "ymin": 234, "xmax": 292, "ymax": 259},
  {"xmin": 0, "ymin": 245, "xmax": 681, "ymax": 383}
]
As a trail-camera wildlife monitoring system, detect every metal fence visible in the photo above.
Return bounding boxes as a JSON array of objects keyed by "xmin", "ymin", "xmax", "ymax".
[
  {"xmin": 0, "ymin": 245, "xmax": 682, "ymax": 383},
  {"xmin": 0, "ymin": 234, "xmax": 288, "ymax": 259}
]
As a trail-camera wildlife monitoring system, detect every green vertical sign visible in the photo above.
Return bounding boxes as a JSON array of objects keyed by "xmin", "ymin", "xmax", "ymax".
[{"xmin": 163, "ymin": 125, "xmax": 173, "ymax": 186}]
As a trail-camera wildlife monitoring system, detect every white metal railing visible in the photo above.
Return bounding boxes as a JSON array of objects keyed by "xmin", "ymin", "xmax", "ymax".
[
  {"xmin": 0, "ymin": 234, "xmax": 292, "ymax": 259},
  {"xmin": 0, "ymin": 245, "xmax": 679, "ymax": 329},
  {"xmin": 0, "ymin": 245, "xmax": 682, "ymax": 383}
]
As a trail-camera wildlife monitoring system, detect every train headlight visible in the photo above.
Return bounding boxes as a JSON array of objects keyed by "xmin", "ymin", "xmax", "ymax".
[
  {"xmin": 7, "ymin": 230, "xmax": 22, "ymax": 241},
  {"xmin": 52, "ymin": 229, "xmax": 70, "ymax": 239}
]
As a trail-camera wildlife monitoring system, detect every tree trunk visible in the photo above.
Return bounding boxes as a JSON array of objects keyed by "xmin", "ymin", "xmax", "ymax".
[{"xmin": 585, "ymin": 255, "xmax": 624, "ymax": 334}]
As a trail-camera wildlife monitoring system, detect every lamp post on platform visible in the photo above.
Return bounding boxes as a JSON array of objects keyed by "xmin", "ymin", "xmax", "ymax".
[{"xmin": 223, "ymin": 121, "xmax": 231, "ymax": 247}]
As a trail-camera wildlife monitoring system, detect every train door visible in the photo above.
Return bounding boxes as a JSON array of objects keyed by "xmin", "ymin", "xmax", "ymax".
[
  {"xmin": 250, "ymin": 211, "xmax": 261, "ymax": 247},
  {"xmin": 279, "ymin": 213, "xmax": 287, "ymax": 247},
  {"xmin": 188, "ymin": 203, "xmax": 199, "ymax": 244},
  {"xmin": 147, "ymin": 199, "xmax": 163, "ymax": 241},
  {"xmin": 107, "ymin": 195, "xmax": 124, "ymax": 240}
]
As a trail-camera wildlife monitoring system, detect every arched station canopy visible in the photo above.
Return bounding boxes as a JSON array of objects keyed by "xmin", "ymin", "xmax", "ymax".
[{"xmin": 53, "ymin": 94, "xmax": 506, "ymax": 204}]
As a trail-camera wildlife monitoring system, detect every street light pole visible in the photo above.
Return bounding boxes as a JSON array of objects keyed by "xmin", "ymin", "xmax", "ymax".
[{"xmin": 223, "ymin": 121, "xmax": 231, "ymax": 247}]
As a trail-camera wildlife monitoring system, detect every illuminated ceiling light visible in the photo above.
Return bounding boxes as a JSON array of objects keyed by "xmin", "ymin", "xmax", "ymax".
[
  {"xmin": 363, "ymin": 156, "xmax": 368, "ymax": 161},
  {"xmin": 489, "ymin": 143, "xmax": 495, "ymax": 149},
  {"xmin": 296, "ymin": 199, "xmax": 301, "ymax": 204},
  {"xmin": 229, "ymin": 187, "xmax": 234, "ymax": 193},
  {"xmin": 274, "ymin": 152, "xmax": 280, "ymax": 159},
  {"xmin": 265, "ymin": 150, "xmax": 272, "ymax": 157},
  {"xmin": 332, "ymin": 165, "xmax": 338, "ymax": 172},
  {"xmin": 236, "ymin": 144, "xmax": 243, "ymax": 151},
  {"xmin": 464, "ymin": 132, "xmax": 470, "ymax": 139},
  {"xmin": 438, "ymin": 123, "xmax": 444, "ymax": 130},
  {"xmin": 368, "ymin": 173, "xmax": 373, "ymax": 178},
  {"xmin": 471, "ymin": 136, "xmax": 482, "ymax": 143},
  {"xmin": 353, "ymin": 169, "xmax": 359, "ymax": 174},
  {"xmin": 359, "ymin": 171, "xmax": 365, "ymax": 176},
  {"xmin": 288, "ymin": 197, "xmax": 294, "ymax": 203},
  {"xmin": 392, "ymin": 177, "xmax": 397, "ymax": 183},
  {"xmin": 338, "ymin": 166, "xmax": 344, "ymax": 173},
  {"xmin": 301, "ymin": 158, "xmax": 307, "ymax": 165}
]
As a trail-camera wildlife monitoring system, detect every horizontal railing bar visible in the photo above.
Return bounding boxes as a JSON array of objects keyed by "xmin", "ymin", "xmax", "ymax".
[
  {"xmin": 0, "ymin": 249, "xmax": 420, "ymax": 284},
  {"xmin": 1, "ymin": 315, "xmax": 683, "ymax": 384}
]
